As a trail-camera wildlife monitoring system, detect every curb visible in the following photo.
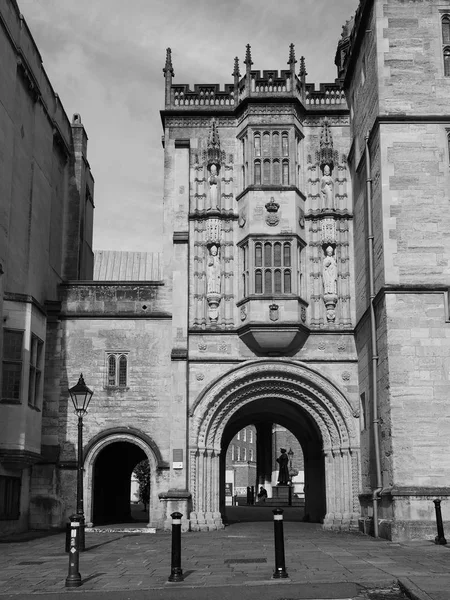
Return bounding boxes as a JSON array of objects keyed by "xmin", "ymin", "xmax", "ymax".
[{"xmin": 398, "ymin": 578, "xmax": 434, "ymax": 600}]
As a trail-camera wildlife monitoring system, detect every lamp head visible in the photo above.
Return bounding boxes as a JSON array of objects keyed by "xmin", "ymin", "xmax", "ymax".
[{"xmin": 69, "ymin": 373, "xmax": 93, "ymax": 416}]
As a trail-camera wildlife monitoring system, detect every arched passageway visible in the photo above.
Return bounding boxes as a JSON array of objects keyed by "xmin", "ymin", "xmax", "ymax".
[
  {"xmin": 220, "ymin": 403, "xmax": 325, "ymax": 523},
  {"xmin": 83, "ymin": 429, "xmax": 165, "ymax": 528},
  {"xmin": 92, "ymin": 441, "xmax": 146, "ymax": 524},
  {"xmin": 189, "ymin": 359, "xmax": 360, "ymax": 531}
]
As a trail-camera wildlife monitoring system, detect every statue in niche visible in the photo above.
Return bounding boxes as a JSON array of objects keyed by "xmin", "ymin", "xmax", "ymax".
[
  {"xmin": 320, "ymin": 164, "xmax": 334, "ymax": 210},
  {"xmin": 207, "ymin": 244, "xmax": 221, "ymax": 295},
  {"xmin": 207, "ymin": 164, "xmax": 220, "ymax": 211},
  {"xmin": 322, "ymin": 246, "xmax": 337, "ymax": 295}
]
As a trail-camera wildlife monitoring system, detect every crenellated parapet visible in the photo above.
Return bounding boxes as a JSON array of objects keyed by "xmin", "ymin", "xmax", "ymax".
[{"xmin": 163, "ymin": 45, "xmax": 347, "ymax": 112}]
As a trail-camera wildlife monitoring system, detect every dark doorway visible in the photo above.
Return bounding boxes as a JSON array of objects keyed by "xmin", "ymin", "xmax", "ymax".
[
  {"xmin": 220, "ymin": 399, "xmax": 326, "ymax": 524},
  {"xmin": 93, "ymin": 441, "xmax": 147, "ymax": 525}
]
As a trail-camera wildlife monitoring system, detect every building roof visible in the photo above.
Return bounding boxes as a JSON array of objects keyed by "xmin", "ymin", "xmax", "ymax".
[{"xmin": 93, "ymin": 251, "xmax": 163, "ymax": 281}]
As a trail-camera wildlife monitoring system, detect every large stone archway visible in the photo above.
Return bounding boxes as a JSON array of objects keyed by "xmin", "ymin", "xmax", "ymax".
[
  {"xmin": 83, "ymin": 428, "xmax": 165, "ymax": 528},
  {"xmin": 189, "ymin": 359, "xmax": 360, "ymax": 531}
]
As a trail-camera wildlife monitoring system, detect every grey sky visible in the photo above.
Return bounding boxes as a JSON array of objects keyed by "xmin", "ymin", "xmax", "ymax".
[{"xmin": 18, "ymin": 0, "xmax": 358, "ymax": 252}]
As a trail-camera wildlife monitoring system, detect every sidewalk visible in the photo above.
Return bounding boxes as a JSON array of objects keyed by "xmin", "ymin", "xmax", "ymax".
[{"xmin": 0, "ymin": 517, "xmax": 449, "ymax": 599}]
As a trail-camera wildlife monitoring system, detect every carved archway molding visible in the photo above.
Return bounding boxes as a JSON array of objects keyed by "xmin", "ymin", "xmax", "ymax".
[
  {"xmin": 189, "ymin": 359, "xmax": 360, "ymax": 532},
  {"xmin": 83, "ymin": 427, "xmax": 166, "ymax": 527}
]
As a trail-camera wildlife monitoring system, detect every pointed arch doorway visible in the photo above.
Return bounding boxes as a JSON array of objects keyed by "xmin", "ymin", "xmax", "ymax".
[{"xmin": 189, "ymin": 359, "xmax": 360, "ymax": 531}]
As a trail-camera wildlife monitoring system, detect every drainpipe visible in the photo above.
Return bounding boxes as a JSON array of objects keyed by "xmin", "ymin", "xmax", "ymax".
[{"xmin": 364, "ymin": 132, "xmax": 383, "ymax": 538}]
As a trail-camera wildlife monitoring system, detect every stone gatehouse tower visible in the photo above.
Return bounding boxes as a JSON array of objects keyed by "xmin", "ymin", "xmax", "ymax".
[{"xmin": 5, "ymin": 0, "xmax": 450, "ymax": 542}]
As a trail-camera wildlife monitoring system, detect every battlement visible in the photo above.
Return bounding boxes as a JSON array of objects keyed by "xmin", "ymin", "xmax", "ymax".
[{"xmin": 163, "ymin": 45, "xmax": 347, "ymax": 112}]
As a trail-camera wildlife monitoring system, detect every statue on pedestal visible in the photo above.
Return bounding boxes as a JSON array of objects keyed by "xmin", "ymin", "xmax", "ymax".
[
  {"xmin": 276, "ymin": 448, "xmax": 290, "ymax": 486},
  {"xmin": 320, "ymin": 164, "xmax": 334, "ymax": 210},
  {"xmin": 206, "ymin": 244, "xmax": 221, "ymax": 323},
  {"xmin": 322, "ymin": 245, "xmax": 338, "ymax": 322},
  {"xmin": 207, "ymin": 164, "xmax": 220, "ymax": 211}
]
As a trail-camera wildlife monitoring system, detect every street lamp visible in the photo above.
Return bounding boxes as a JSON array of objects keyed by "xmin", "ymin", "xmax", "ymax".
[{"xmin": 68, "ymin": 373, "xmax": 93, "ymax": 551}]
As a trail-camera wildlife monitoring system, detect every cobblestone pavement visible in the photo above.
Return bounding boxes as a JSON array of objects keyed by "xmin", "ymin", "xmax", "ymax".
[{"xmin": 0, "ymin": 521, "xmax": 448, "ymax": 599}]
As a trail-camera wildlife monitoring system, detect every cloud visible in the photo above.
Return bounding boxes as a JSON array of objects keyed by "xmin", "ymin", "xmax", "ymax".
[{"xmin": 18, "ymin": 0, "xmax": 359, "ymax": 253}]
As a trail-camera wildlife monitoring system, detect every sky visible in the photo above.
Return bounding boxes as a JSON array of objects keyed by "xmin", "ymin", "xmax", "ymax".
[{"xmin": 18, "ymin": 0, "xmax": 359, "ymax": 253}]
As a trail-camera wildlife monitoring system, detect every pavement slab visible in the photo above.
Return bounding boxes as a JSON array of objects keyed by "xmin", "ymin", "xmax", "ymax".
[{"xmin": 0, "ymin": 519, "xmax": 448, "ymax": 599}]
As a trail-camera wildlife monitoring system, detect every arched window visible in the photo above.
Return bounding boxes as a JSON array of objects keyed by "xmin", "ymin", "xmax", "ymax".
[
  {"xmin": 282, "ymin": 133, "xmax": 289, "ymax": 157},
  {"xmin": 108, "ymin": 355, "xmax": 116, "ymax": 386},
  {"xmin": 255, "ymin": 269, "xmax": 262, "ymax": 293},
  {"xmin": 254, "ymin": 133, "xmax": 261, "ymax": 157},
  {"xmin": 282, "ymin": 161, "xmax": 289, "ymax": 185},
  {"xmin": 443, "ymin": 15, "xmax": 450, "ymax": 44},
  {"xmin": 284, "ymin": 270, "xmax": 292, "ymax": 293},
  {"xmin": 263, "ymin": 160, "xmax": 271, "ymax": 185},
  {"xmin": 272, "ymin": 132, "xmax": 280, "ymax": 155},
  {"xmin": 264, "ymin": 242, "xmax": 272, "ymax": 266},
  {"xmin": 445, "ymin": 46, "xmax": 450, "ymax": 76},
  {"xmin": 283, "ymin": 242, "xmax": 291, "ymax": 266},
  {"xmin": 274, "ymin": 242, "xmax": 282, "ymax": 267},
  {"xmin": 118, "ymin": 355, "xmax": 127, "ymax": 386},
  {"xmin": 243, "ymin": 273, "xmax": 246, "ymax": 297},
  {"xmin": 255, "ymin": 243, "xmax": 262, "ymax": 267},
  {"xmin": 262, "ymin": 132, "xmax": 270, "ymax": 156},
  {"xmin": 264, "ymin": 269, "xmax": 272, "ymax": 294},
  {"xmin": 272, "ymin": 160, "xmax": 280, "ymax": 185},
  {"xmin": 254, "ymin": 161, "xmax": 261, "ymax": 185},
  {"xmin": 274, "ymin": 269, "xmax": 282, "ymax": 293},
  {"xmin": 106, "ymin": 352, "xmax": 129, "ymax": 387}
]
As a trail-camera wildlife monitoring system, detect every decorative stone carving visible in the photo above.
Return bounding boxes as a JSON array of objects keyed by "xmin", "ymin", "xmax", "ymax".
[
  {"xmin": 265, "ymin": 197, "xmax": 280, "ymax": 227},
  {"xmin": 269, "ymin": 303, "xmax": 279, "ymax": 321},
  {"xmin": 238, "ymin": 210, "xmax": 246, "ymax": 228},
  {"xmin": 301, "ymin": 306, "xmax": 306, "ymax": 323},
  {"xmin": 322, "ymin": 246, "xmax": 337, "ymax": 323},
  {"xmin": 320, "ymin": 165, "xmax": 335, "ymax": 210},
  {"xmin": 196, "ymin": 373, "xmax": 205, "ymax": 381},
  {"xmin": 206, "ymin": 244, "xmax": 221, "ymax": 323},
  {"xmin": 240, "ymin": 305, "xmax": 247, "ymax": 321},
  {"xmin": 205, "ymin": 219, "xmax": 221, "ymax": 245},
  {"xmin": 207, "ymin": 164, "xmax": 220, "ymax": 210},
  {"xmin": 342, "ymin": 371, "xmax": 351, "ymax": 381},
  {"xmin": 198, "ymin": 342, "xmax": 207, "ymax": 352},
  {"xmin": 321, "ymin": 218, "xmax": 336, "ymax": 245}
]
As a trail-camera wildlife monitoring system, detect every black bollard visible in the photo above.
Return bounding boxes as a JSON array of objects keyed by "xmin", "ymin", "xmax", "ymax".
[
  {"xmin": 168, "ymin": 512, "xmax": 184, "ymax": 582},
  {"xmin": 272, "ymin": 508, "xmax": 289, "ymax": 579},
  {"xmin": 433, "ymin": 499, "xmax": 447, "ymax": 545},
  {"xmin": 65, "ymin": 514, "xmax": 82, "ymax": 588}
]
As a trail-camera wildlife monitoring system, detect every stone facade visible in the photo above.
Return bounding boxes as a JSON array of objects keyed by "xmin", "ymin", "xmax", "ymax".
[
  {"xmin": 0, "ymin": 1, "xmax": 94, "ymax": 534},
  {"xmin": 3, "ymin": 0, "xmax": 450, "ymax": 541}
]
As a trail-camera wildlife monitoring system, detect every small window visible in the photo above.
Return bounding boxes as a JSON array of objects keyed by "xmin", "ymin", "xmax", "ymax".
[
  {"xmin": 263, "ymin": 160, "xmax": 270, "ymax": 185},
  {"xmin": 0, "ymin": 476, "xmax": 21, "ymax": 520},
  {"xmin": 231, "ymin": 445, "xmax": 235, "ymax": 460},
  {"xmin": 254, "ymin": 161, "xmax": 261, "ymax": 185},
  {"xmin": 282, "ymin": 161, "xmax": 289, "ymax": 185},
  {"xmin": 2, "ymin": 329, "xmax": 24, "ymax": 403},
  {"xmin": 28, "ymin": 334, "xmax": 43, "ymax": 408},
  {"xmin": 237, "ymin": 431, "xmax": 240, "ymax": 441},
  {"xmin": 264, "ymin": 243, "xmax": 272, "ymax": 267},
  {"xmin": 284, "ymin": 270, "xmax": 292, "ymax": 293},
  {"xmin": 443, "ymin": 15, "xmax": 450, "ymax": 44},
  {"xmin": 243, "ymin": 447, "xmax": 247, "ymax": 461},
  {"xmin": 273, "ymin": 160, "xmax": 280, "ymax": 185},
  {"xmin": 249, "ymin": 430, "xmax": 253, "ymax": 443},
  {"xmin": 274, "ymin": 270, "xmax": 282, "ymax": 293},
  {"xmin": 236, "ymin": 446, "xmax": 241, "ymax": 461},
  {"xmin": 243, "ymin": 429, "xmax": 246, "ymax": 442},
  {"xmin": 274, "ymin": 243, "xmax": 282, "ymax": 267},
  {"xmin": 249, "ymin": 449, "xmax": 254, "ymax": 461},
  {"xmin": 445, "ymin": 46, "xmax": 450, "ymax": 76},
  {"xmin": 254, "ymin": 134, "xmax": 261, "ymax": 157},
  {"xmin": 264, "ymin": 270, "xmax": 272, "ymax": 294},
  {"xmin": 106, "ymin": 353, "xmax": 129, "ymax": 388},
  {"xmin": 282, "ymin": 133, "xmax": 289, "ymax": 157},
  {"xmin": 272, "ymin": 132, "xmax": 280, "ymax": 155},
  {"xmin": 262, "ymin": 132, "xmax": 270, "ymax": 156},
  {"xmin": 255, "ymin": 243, "xmax": 262, "ymax": 267},
  {"xmin": 283, "ymin": 243, "xmax": 291, "ymax": 267},
  {"xmin": 255, "ymin": 270, "xmax": 263, "ymax": 293}
]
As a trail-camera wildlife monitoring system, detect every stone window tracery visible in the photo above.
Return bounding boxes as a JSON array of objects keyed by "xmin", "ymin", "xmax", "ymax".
[
  {"xmin": 106, "ymin": 352, "xmax": 129, "ymax": 388},
  {"xmin": 251, "ymin": 130, "xmax": 291, "ymax": 186}
]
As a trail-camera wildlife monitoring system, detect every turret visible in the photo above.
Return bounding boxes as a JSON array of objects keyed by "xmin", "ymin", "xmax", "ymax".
[
  {"xmin": 233, "ymin": 56, "xmax": 240, "ymax": 102},
  {"xmin": 287, "ymin": 43, "xmax": 297, "ymax": 93},
  {"xmin": 244, "ymin": 44, "xmax": 253, "ymax": 96}
]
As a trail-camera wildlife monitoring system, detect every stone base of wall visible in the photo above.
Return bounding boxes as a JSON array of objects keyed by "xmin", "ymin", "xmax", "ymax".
[
  {"xmin": 189, "ymin": 511, "xmax": 224, "ymax": 531},
  {"xmin": 323, "ymin": 512, "xmax": 360, "ymax": 532}
]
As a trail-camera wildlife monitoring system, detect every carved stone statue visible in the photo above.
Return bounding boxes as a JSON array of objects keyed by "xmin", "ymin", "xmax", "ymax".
[
  {"xmin": 322, "ymin": 246, "xmax": 338, "ymax": 323},
  {"xmin": 276, "ymin": 448, "xmax": 290, "ymax": 486},
  {"xmin": 320, "ymin": 164, "xmax": 334, "ymax": 210},
  {"xmin": 207, "ymin": 244, "xmax": 221, "ymax": 294},
  {"xmin": 207, "ymin": 164, "xmax": 220, "ymax": 210},
  {"xmin": 322, "ymin": 246, "xmax": 337, "ymax": 295}
]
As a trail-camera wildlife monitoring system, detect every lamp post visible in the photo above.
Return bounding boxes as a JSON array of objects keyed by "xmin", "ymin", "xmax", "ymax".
[{"xmin": 68, "ymin": 373, "xmax": 93, "ymax": 552}]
